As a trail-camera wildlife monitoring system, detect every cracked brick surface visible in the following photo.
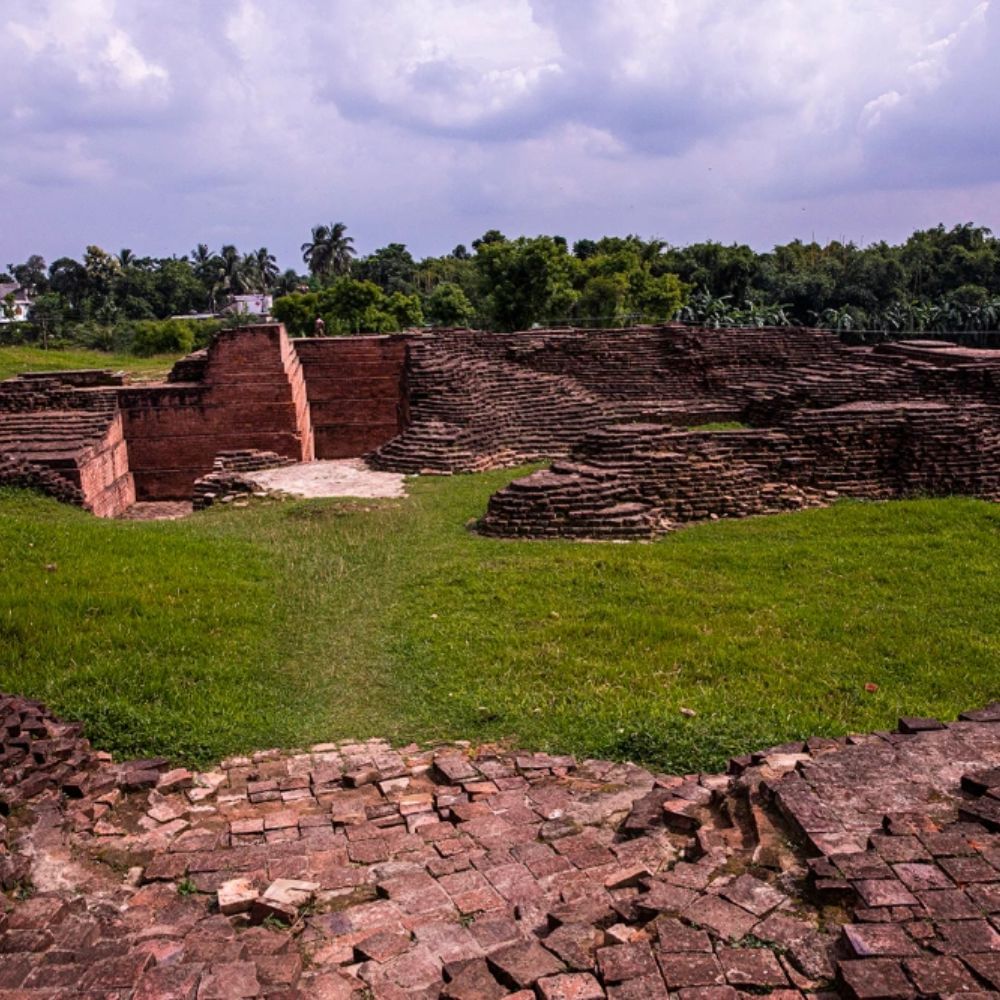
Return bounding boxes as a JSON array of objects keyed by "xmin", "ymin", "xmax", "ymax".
[{"xmin": 5, "ymin": 694, "xmax": 1000, "ymax": 996}]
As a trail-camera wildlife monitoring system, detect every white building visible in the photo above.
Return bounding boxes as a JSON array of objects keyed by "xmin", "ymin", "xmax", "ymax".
[
  {"xmin": 0, "ymin": 283, "xmax": 33, "ymax": 323},
  {"xmin": 222, "ymin": 293, "xmax": 273, "ymax": 317}
]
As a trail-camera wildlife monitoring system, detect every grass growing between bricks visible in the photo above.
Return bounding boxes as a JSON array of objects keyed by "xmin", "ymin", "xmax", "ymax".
[
  {"xmin": 0, "ymin": 345, "xmax": 180, "ymax": 381},
  {"xmin": 1, "ymin": 475, "xmax": 998, "ymax": 773}
]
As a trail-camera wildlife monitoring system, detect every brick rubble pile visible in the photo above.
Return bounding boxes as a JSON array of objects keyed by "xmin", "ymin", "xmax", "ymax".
[{"xmin": 5, "ymin": 693, "xmax": 1000, "ymax": 995}]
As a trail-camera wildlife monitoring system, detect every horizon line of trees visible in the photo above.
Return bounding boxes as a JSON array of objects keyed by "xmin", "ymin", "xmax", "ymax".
[{"xmin": 5, "ymin": 221, "xmax": 1000, "ymax": 351}]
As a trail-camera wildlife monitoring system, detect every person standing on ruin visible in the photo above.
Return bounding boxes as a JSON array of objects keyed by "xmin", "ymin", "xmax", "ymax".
[{"xmin": 314, "ymin": 316, "xmax": 326, "ymax": 337}]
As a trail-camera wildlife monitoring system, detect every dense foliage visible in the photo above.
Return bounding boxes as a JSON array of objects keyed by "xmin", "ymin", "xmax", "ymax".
[{"xmin": 6, "ymin": 222, "xmax": 1000, "ymax": 345}]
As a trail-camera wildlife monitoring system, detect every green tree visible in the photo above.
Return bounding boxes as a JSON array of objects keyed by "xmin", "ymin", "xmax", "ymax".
[
  {"xmin": 246, "ymin": 247, "xmax": 279, "ymax": 292},
  {"xmin": 82, "ymin": 245, "xmax": 122, "ymax": 322},
  {"xmin": 577, "ymin": 273, "xmax": 630, "ymax": 324},
  {"xmin": 273, "ymin": 278, "xmax": 417, "ymax": 335},
  {"xmin": 631, "ymin": 271, "xmax": 686, "ymax": 322},
  {"xmin": 386, "ymin": 291, "xmax": 423, "ymax": 328},
  {"xmin": 354, "ymin": 243, "xmax": 416, "ymax": 294},
  {"xmin": 301, "ymin": 222, "xmax": 355, "ymax": 280},
  {"xmin": 471, "ymin": 229, "xmax": 507, "ymax": 252},
  {"xmin": 47, "ymin": 258, "xmax": 88, "ymax": 316},
  {"xmin": 28, "ymin": 292, "xmax": 67, "ymax": 348},
  {"xmin": 474, "ymin": 236, "xmax": 577, "ymax": 330},
  {"xmin": 8, "ymin": 254, "xmax": 48, "ymax": 294},
  {"xmin": 425, "ymin": 282, "xmax": 475, "ymax": 326}
]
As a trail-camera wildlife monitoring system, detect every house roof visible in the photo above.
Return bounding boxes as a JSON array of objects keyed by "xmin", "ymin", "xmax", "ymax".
[{"xmin": 0, "ymin": 283, "xmax": 31, "ymax": 302}]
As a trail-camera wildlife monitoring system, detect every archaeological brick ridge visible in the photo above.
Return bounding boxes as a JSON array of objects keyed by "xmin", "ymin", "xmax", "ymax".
[
  {"xmin": 1, "ymin": 323, "xmax": 998, "ymax": 530},
  {"xmin": 7, "ymin": 694, "xmax": 1000, "ymax": 996}
]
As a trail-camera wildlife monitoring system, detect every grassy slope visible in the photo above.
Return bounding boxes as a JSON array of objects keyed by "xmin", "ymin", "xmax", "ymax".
[
  {"xmin": 0, "ymin": 345, "xmax": 180, "ymax": 380},
  {"xmin": 1, "ymin": 476, "xmax": 998, "ymax": 772}
]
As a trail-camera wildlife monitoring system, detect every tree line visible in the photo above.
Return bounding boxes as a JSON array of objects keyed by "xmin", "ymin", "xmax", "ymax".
[{"xmin": 5, "ymin": 222, "xmax": 1000, "ymax": 353}]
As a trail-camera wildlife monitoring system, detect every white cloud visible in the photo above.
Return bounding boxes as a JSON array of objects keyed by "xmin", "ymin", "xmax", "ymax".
[{"xmin": 0, "ymin": 0, "xmax": 997, "ymax": 268}]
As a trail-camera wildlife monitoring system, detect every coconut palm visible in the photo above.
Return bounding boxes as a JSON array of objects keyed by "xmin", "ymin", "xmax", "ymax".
[
  {"xmin": 246, "ymin": 247, "xmax": 279, "ymax": 293},
  {"xmin": 301, "ymin": 222, "xmax": 355, "ymax": 279},
  {"xmin": 211, "ymin": 244, "xmax": 251, "ymax": 307}
]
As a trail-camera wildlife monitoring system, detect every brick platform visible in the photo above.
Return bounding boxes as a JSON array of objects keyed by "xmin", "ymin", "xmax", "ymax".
[{"xmin": 5, "ymin": 694, "xmax": 1000, "ymax": 996}]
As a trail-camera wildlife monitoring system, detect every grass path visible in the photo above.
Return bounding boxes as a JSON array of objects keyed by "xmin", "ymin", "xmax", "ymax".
[
  {"xmin": 0, "ymin": 345, "xmax": 180, "ymax": 380},
  {"xmin": 1, "ymin": 477, "xmax": 998, "ymax": 772}
]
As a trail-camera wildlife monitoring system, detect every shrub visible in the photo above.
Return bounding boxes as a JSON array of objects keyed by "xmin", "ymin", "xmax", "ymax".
[{"xmin": 125, "ymin": 319, "xmax": 195, "ymax": 357}]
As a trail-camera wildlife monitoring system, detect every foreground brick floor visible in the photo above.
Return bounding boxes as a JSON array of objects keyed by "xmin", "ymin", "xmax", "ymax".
[{"xmin": 4, "ymin": 696, "xmax": 1000, "ymax": 997}]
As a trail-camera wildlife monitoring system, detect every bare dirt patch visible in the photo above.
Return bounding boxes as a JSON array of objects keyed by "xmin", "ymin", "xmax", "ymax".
[{"xmin": 246, "ymin": 458, "xmax": 407, "ymax": 499}]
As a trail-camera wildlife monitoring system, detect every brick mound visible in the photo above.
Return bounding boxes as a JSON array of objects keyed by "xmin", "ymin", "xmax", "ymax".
[
  {"xmin": 479, "ymin": 403, "xmax": 1000, "ymax": 539},
  {"xmin": 4, "ymin": 325, "xmax": 999, "ymax": 532},
  {"xmin": 6, "ymin": 695, "xmax": 1000, "ymax": 996}
]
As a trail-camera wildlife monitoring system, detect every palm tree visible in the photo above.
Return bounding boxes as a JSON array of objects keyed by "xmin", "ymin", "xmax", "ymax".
[
  {"xmin": 247, "ymin": 247, "xmax": 279, "ymax": 292},
  {"xmin": 212, "ymin": 244, "xmax": 250, "ymax": 306},
  {"xmin": 188, "ymin": 244, "xmax": 222, "ymax": 310},
  {"xmin": 301, "ymin": 222, "xmax": 355, "ymax": 279},
  {"xmin": 117, "ymin": 248, "xmax": 135, "ymax": 268}
]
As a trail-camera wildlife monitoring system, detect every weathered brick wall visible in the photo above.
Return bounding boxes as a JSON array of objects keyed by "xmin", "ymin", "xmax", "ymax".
[
  {"xmin": 480, "ymin": 402, "xmax": 1000, "ymax": 538},
  {"xmin": 74, "ymin": 409, "xmax": 136, "ymax": 517},
  {"xmin": 370, "ymin": 326, "xmax": 1000, "ymax": 474},
  {"xmin": 293, "ymin": 335, "xmax": 407, "ymax": 459},
  {"xmin": 119, "ymin": 325, "xmax": 314, "ymax": 500},
  {"xmin": 0, "ymin": 452, "xmax": 84, "ymax": 508}
]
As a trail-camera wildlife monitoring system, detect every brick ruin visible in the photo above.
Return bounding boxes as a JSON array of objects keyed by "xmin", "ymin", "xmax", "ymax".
[
  {"xmin": 1, "ymin": 323, "xmax": 998, "ymax": 529},
  {"xmin": 0, "ymin": 326, "xmax": 405, "ymax": 516},
  {"xmin": 6, "ymin": 693, "xmax": 1000, "ymax": 997},
  {"xmin": 479, "ymin": 403, "xmax": 1000, "ymax": 539},
  {"xmin": 0, "ymin": 370, "xmax": 134, "ymax": 518}
]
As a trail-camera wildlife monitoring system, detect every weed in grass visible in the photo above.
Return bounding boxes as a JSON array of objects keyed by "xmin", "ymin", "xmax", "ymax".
[
  {"xmin": 261, "ymin": 914, "xmax": 290, "ymax": 932},
  {"xmin": 685, "ymin": 421, "xmax": 749, "ymax": 432}
]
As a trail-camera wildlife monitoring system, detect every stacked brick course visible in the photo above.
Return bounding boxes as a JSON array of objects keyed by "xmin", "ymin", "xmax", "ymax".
[
  {"xmin": 480, "ymin": 403, "xmax": 1000, "ymax": 538},
  {"xmin": 0, "ymin": 452, "xmax": 83, "ymax": 507},
  {"xmin": 369, "ymin": 327, "xmax": 1000, "ymax": 478},
  {"xmin": 192, "ymin": 450, "xmax": 297, "ymax": 510},
  {"xmin": 294, "ymin": 335, "xmax": 408, "ymax": 459},
  {"xmin": 0, "ymin": 373, "xmax": 135, "ymax": 517},
  {"xmin": 2, "ymin": 324, "xmax": 999, "ymax": 524}
]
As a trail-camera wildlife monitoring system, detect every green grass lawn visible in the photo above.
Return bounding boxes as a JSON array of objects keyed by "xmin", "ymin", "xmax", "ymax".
[
  {"xmin": 1, "ymin": 476, "xmax": 998, "ymax": 773},
  {"xmin": 0, "ymin": 345, "xmax": 181, "ymax": 381}
]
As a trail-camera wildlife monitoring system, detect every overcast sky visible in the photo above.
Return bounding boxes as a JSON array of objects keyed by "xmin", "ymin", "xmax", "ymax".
[{"xmin": 2, "ymin": 0, "xmax": 998, "ymax": 269}]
